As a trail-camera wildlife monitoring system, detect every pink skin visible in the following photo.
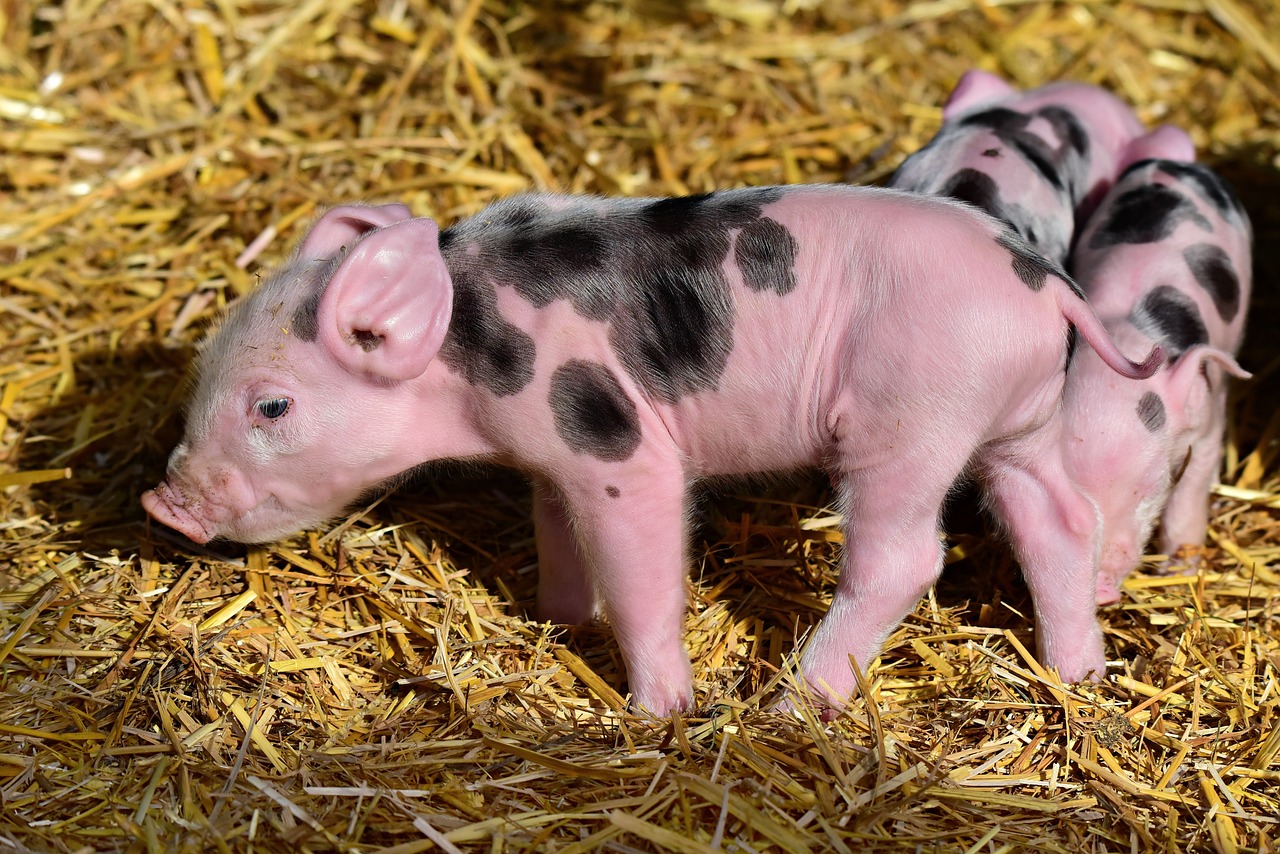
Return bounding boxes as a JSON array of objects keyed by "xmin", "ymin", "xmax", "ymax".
[
  {"xmin": 1064, "ymin": 133, "xmax": 1252, "ymax": 605},
  {"xmin": 144, "ymin": 187, "xmax": 1162, "ymax": 715}
]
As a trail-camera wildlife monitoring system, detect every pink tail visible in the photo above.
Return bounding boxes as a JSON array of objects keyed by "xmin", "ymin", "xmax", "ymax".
[{"xmin": 1058, "ymin": 292, "xmax": 1164, "ymax": 379}]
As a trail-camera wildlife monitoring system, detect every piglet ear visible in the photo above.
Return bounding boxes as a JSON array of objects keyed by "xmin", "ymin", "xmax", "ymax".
[
  {"xmin": 1118, "ymin": 125, "xmax": 1196, "ymax": 172},
  {"xmin": 942, "ymin": 69, "xmax": 1015, "ymax": 119},
  {"xmin": 316, "ymin": 218, "xmax": 453, "ymax": 382},
  {"xmin": 298, "ymin": 203, "xmax": 415, "ymax": 261}
]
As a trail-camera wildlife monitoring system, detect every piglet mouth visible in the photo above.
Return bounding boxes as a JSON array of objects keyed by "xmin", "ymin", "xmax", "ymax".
[{"xmin": 141, "ymin": 481, "xmax": 216, "ymax": 544}]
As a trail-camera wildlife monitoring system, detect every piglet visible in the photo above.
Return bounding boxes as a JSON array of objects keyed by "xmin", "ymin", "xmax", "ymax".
[
  {"xmin": 143, "ymin": 185, "xmax": 1161, "ymax": 714},
  {"xmin": 891, "ymin": 69, "xmax": 1146, "ymax": 263},
  {"xmin": 1063, "ymin": 129, "xmax": 1253, "ymax": 604}
]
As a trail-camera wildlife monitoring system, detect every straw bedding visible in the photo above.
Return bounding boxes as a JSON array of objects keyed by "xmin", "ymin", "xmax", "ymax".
[{"xmin": 2, "ymin": 1, "xmax": 1278, "ymax": 851}]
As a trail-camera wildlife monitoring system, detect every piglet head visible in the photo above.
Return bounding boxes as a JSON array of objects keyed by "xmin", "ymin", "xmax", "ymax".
[{"xmin": 142, "ymin": 204, "xmax": 454, "ymax": 544}]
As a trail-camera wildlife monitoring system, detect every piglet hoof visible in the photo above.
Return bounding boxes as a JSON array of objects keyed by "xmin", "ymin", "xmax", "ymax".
[
  {"xmin": 1159, "ymin": 546, "xmax": 1206, "ymax": 576},
  {"xmin": 626, "ymin": 660, "xmax": 694, "ymax": 718},
  {"xmin": 1094, "ymin": 579, "xmax": 1123, "ymax": 607}
]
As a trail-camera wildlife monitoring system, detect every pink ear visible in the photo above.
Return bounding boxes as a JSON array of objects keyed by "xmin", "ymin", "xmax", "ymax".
[
  {"xmin": 1118, "ymin": 125, "xmax": 1196, "ymax": 172},
  {"xmin": 316, "ymin": 218, "xmax": 453, "ymax": 382},
  {"xmin": 942, "ymin": 70, "xmax": 1015, "ymax": 119},
  {"xmin": 298, "ymin": 203, "xmax": 415, "ymax": 261}
]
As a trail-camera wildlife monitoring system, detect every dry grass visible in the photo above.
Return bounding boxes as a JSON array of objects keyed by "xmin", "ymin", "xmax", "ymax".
[{"xmin": 2, "ymin": 1, "xmax": 1279, "ymax": 851}]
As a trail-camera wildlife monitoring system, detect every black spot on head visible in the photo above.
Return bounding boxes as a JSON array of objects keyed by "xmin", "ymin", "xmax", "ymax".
[
  {"xmin": 1130, "ymin": 285, "xmax": 1209, "ymax": 359},
  {"xmin": 549, "ymin": 360, "xmax": 642, "ymax": 462},
  {"xmin": 1154, "ymin": 160, "xmax": 1247, "ymax": 222},
  {"xmin": 606, "ymin": 485, "xmax": 620, "ymax": 498},
  {"xmin": 291, "ymin": 290, "xmax": 321, "ymax": 342},
  {"xmin": 438, "ymin": 270, "xmax": 536, "ymax": 396},
  {"xmin": 982, "ymin": 147, "xmax": 1001, "ymax": 157},
  {"xmin": 1136, "ymin": 391, "xmax": 1167, "ymax": 432},
  {"xmin": 1089, "ymin": 184, "xmax": 1212, "ymax": 249},
  {"xmin": 995, "ymin": 230, "xmax": 1078, "ymax": 295},
  {"xmin": 734, "ymin": 217, "xmax": 798, "ymax": 295},
  {"xmin": 1183, "ymin": 243, "xmax": 1241, "ymax": 322}
]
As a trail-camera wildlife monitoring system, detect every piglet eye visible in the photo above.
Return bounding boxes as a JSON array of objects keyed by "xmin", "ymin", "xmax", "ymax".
[{"xmin": 256, "ymin": 397, "xmax": 291, "ymax": 419}]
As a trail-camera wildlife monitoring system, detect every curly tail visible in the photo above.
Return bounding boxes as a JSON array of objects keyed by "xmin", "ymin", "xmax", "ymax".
[{"xmin": 1057, "ymin": 289, "xmax": 1164, "ymax": 379}]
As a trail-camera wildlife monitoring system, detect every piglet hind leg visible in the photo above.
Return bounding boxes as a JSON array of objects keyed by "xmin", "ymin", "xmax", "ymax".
[
  {"xmin": 532, "ymin": 479, "xmax": 598, "ymax": 626},
  {"xmin": 783, "ymin": 460, "xmax": 957, "ymax": 713},
  {"xmin": 555, "ymin": 459, "xmax": 694, "ymax": 717},
  {"xmin": 983, "ymin": 424, "xmax": 1108, "ymax": 683}
]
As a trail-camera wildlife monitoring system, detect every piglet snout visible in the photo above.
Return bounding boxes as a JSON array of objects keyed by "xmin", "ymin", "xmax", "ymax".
[{"xmin": 141, "ymin": 481, "xmax": 214, "ymax": 543}]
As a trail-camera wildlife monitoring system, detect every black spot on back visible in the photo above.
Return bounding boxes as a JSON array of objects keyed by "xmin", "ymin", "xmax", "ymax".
[
  {"xmin": 942, "ymin": 169, "xmax": 1006, "ymax": 217},
  {"xmin": 1136, "ymin": 391, "xmax": 1167, "ymax": 432},
  {"xmin": 639, "ymin": 193, "xmax": 714, "ymax": 235},
  {"xmin": 960, "ymin": 106, "xmax": 1070, "ymax": 192},
  {"xmin": 1183, "ymin": 243, "xmax": 1241, "ymax": 322},
  {"xmin": 1089, "ymin": 184, "xmax": 1212, "ymax": 249},
  {"xmin": 1130, "ymin": 285, "xmax": 1209, "ymax": 359},
  {"xmin": 291, "ymin": 290, "xmax": 320, "ymax": 342},
  {"xmin": 735, "ymin": 217, "xmax": 799, "ymax": 295},
  {"xmin": 1154, "ymin": 160, "xmax": 1247, "ymax": 222},
  {"xmin": 1038, "ymin": 105, "xmax": 1089, "ymax": 157},
  {"xmin": 438, "ymin": 270, "xmax": 536, "ymax": 396},
  {"xmin": 995, "ymin": 230, "xmax": 1078, "ymax": 295},
  {"xmin": 606, "ymin": 485, "xmax": 621, "ymax": 498},
  {"xmin": 441, "ymin": 188, "xmax": 786, "ymax": 403},
  {"xmin": 505, "ymin": 222, "xmax": 612, "ymax": 319},
  {"xmin": 613, "ymin": 265, "xmax": 734, "ymax": 401},
  {"xmin": 549, "ymin": 360, "xmax": 642, "ymax": 462}
]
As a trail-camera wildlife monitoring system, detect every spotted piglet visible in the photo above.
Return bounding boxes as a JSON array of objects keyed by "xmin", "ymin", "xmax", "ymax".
[
  {"xmin": 891, "ymin": 69, "xmax": 1146, "ymax": 263},
  {"xmin": 143, "ymin": 186, "xmax": 1161, "ymax": 714},
  {"xmin": 1063, "ymin": 131, "xmax": 1253, "ymax": 605}
]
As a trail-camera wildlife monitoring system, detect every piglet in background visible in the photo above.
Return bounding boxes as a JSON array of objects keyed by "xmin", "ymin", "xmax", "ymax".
[
  {"xmin": 1063, "ymin": 128, "xmax": 1253, "ymax": 604},
  {"xmin": 891, "ymin": 69, "xmax": 1146, "ymax": 263}
]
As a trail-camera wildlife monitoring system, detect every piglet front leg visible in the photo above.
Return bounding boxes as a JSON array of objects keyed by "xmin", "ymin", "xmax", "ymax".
[
  {"xmin": 553, "ymin": 452, "xmax": 694, "ymax": 717},
  {"xmin": 533, "ymin": 480, "xmax": 598, "ymax": 626}
]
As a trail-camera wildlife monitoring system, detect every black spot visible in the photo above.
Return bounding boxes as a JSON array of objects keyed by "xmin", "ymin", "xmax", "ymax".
[
  {"xmin": 942, "ymin": 169, "xmax": 1006, "ymax": 217},
  {"xmin": 606, "ymin": 485, "xmax": 621, "ymax": 498},
  {"xmin": 1183, "ymin": 243, "xmax": 1241, "ymax": 322},
  {"xmin": 438, "ymin": 270, "xmax": 536, "ymax": 396},
  {"xmin": 437, "ymin": 227, "xmax": 457, "ymax": 250},
  {"xmin": 638, "ymin": 193, "xmax": 715, "ymax": 235},
  {"xmin": 1130, "ymin": 285, "xmax": 1208, "ymax": 359},
  {"xmin": 505, "ymin": 222, "xmax": 612, "ymax": 319},
  {"xmin": 1136, "ymin": 391, "xmax": 1167, "ymax": 432},
  {"xmin": 960, "ymin": 107, "xmax": 1065, "ymax": 192},
  {"xmin": 982, "ymin": 148, "xmax": 1001, "ymax": 157},
  {"xmin": 1038, "ymin": 105, "xmax": 1089, "ymax": 157},
  {"xmin": 291, "ymin": 290, "xmax": 320, "ymax": 342},
  {"xmin": 1088, "ymin": 184, "xmax": 1211, "ymax": 249},
  {"xmin": 549, "ymin": 360, "xmax": 642, "ymax": 462},
  {"xmin": 1154, "ymin": 160, "xmax": 1247, "ymax": 222},
  {"xmin": 734, "ymin": 217, "xmax": 798, "ymax": 294},
  {"xmin": 613, "ymin": 265, "xmax": 734, "ymax": 402},
  {"xmin": 995, "ymin": 230, "xmax": 1079, "ymax": 295},
  {"xmin": 440, "ymin": 188, "xmax": 785, "ymax": 404}
]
